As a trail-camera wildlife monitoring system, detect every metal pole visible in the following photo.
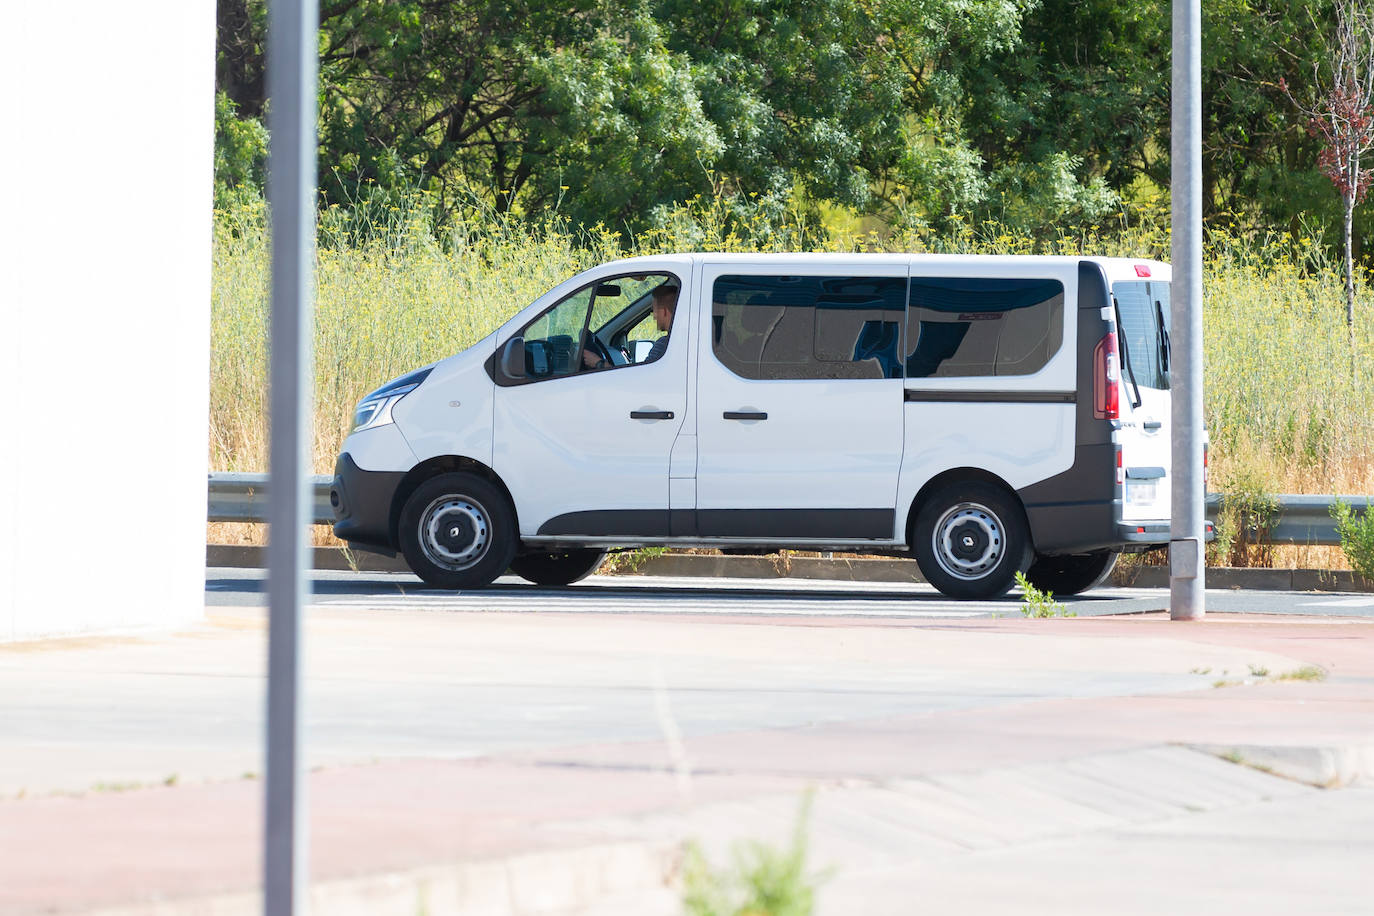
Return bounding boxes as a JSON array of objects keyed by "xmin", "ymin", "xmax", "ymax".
[
  {"xmin": 264, "ymin": 0, "xmax": 318, "ymax": 910},
  {"xmin": 1170, "ymin": 0, "xmax": 1205, "ymax": 619}
]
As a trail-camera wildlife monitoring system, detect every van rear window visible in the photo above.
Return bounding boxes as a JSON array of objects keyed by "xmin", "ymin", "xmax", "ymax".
[
  {"xmin": 906, "ymin": 277, "xmax": 1064, "ymax": 378},
  {"xmin": 1112, "ymin": 281, "xmax": 1171, "ymax": 391}
]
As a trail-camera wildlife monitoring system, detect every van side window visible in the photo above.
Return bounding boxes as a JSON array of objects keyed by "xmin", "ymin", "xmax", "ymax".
[
  {"xmin": 712, "ymin": 275, "xmax": 907, "ymax": 380},
  {"xmin": 906, "ymin": 277, "xmax": 1064, "ymax": 378},
  {"xmin": 519, "ymin": 286, "xmax": 594, "ymax": 380},
  {"xmin": 512, "ymin": 273, "xmax": 678, "ymax": 382}
]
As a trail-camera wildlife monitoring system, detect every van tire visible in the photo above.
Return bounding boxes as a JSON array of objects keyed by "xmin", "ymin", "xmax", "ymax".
[
  {"xmin": 510, "ymin": 548, "xmax": 607, "ymax": 586},
  {"xmin": 913, "ymin": 482, "xmax": 1031, "ymax": 599},
  {"xmin": 398, "ymin": 472, "xmax": 518, "ymax": 589},
  {"xmin": 1024, "ymin": 550, "xmax": 1119, "ymax": 596}
]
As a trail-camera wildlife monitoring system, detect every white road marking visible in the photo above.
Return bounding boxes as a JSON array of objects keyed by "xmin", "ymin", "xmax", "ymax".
[
  {"xmin": 1298, "ymin": 596, "xmax": 1374, "ymax": 608},
  {"xmin": 315, "ymin": 593, "xmax": 988, "ymax": 618}
]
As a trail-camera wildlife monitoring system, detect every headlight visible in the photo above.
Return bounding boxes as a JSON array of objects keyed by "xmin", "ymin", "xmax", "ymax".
[{"xmin": 352, "ymin": 382, "xmax": 420, "ymax": 432}]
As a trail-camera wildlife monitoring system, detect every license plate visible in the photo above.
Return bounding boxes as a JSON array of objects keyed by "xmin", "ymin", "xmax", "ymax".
[{"xmin": 1127, "ymin": 479, "xmax": 1158, "ymax": 505}]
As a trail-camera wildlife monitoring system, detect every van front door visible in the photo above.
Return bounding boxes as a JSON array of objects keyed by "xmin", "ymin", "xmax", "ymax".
[
  {"xmin": 493, "ymin": 268, "xmax": 689, "ymax": 539},
  {"xmin": 693, "ymin": 264, "xmax": 907, "ymax": 542}
]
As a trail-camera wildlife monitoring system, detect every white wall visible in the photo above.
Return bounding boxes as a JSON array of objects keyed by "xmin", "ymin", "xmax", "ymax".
[{"xmin": 0, "ymin": 2, "xmax": 215, "ymax": 640}]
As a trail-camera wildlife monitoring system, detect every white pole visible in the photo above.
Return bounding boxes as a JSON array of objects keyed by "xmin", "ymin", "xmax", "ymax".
[
  {"xmin": 264, "ymin": 0, "xmax": 319, "ymax": 910},
  {"xmin": 1170, "ymin": 0, "xmax": 1205, "ymax": 619}
]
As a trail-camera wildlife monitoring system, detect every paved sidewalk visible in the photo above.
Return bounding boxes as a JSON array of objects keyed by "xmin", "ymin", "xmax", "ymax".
[{"xmin": 2, "ymin": 604, "xmax": 1372, "ymax": 915}]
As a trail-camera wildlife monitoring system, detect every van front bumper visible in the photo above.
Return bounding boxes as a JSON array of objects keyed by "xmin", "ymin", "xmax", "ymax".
[{"xmin": 331, "ymin": 453, "xmax": 406, "ymax": 554}]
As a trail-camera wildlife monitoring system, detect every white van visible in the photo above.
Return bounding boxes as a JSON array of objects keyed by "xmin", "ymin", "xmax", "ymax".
[{"xmin": 331, "ymin": 254, "xmax": 1179, "ymax": 599}]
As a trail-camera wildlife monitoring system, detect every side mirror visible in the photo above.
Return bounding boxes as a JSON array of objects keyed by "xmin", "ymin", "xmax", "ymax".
[
  {"xmin": 632, "ymin": 339, "xmax": 655, "ymax": 363},
  {"xmin": 498, "ymin": 336, "xmax": 525, "ymax": 380}
]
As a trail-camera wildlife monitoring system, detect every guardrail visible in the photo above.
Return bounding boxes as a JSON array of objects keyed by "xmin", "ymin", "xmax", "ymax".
[
  {"xmin": 207, "ymin": 473, "xmax": 1370, "ymax": 546},
  {"xmin": 209, "ymin": 472, "xmax": 336, "ymax": 526}
]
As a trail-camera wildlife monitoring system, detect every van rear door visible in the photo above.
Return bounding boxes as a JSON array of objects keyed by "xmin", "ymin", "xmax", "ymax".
[{"xmin": 1110, "ymin": 266, "xmax": 1172, "ymax": 522}]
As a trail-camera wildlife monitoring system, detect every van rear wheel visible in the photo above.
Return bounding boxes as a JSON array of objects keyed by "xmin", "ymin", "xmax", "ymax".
[
  {"xmin": 913, "ymin": 482, "xmax": 1031, "ymax": 599},
  {"xmin": 398, "ymin": 472, "xmax": 517, "ymax": 589},
  {"xmin": 510, "ymin": 548, "xmax": 607, "ymax": 586},
  {"xmin": 1024, "ymin": 550, "xmax": 1119, "ymax": 596}
]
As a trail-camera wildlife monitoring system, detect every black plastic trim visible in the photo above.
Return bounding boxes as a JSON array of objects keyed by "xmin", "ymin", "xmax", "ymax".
[
  {"xmin": 670, "ymin": 509, "xmax": 698, "ymax": 537},
  {"xmin": 537, "ymin": 510, "xmax": 670, "ymax": 537},
  {"xmin": 1017, "ymin": 261, "xmax": 1121, "ymax": 554},
  {"xmin": 537, "ymin": 507, "xmax": 893, "ymax": 540},
  {"xmin": 697, "ymin": 508, "xmax": 892, "ymax": 539},
  {"xmin": 904, "ymin": 390, "xmax": 1076, "ymax": 404},
  {"xmin": 331, "ymin": 453, "xmax": 406, "ymax": 550}
]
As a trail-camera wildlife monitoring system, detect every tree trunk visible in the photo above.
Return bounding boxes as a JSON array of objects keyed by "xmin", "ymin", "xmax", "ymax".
[
  {"xmin": 1345, "ymin": 189, "xmax": 1357, "ymax": 378},
  {"xmin": 1345, "ymin": 193, "xmax": 1356, "ymax": 332}
]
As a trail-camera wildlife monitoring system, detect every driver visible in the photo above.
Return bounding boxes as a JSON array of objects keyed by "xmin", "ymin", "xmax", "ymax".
[{"xmin": 582, "ymin": 281, "xmax": 679, "ymax": 369}]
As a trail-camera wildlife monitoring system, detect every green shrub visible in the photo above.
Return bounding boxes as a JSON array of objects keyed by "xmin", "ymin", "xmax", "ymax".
[
  {"xmin": 1331, "ymin": 497, "xmax": 1374, "ymax": 580},
  {"xmin": 1213, "ymin": 469, "xmax": 1279, "ymax": 567},
  {"xmin": 683, "ymin": 797, "xmax": 816, "ymax": 916}
]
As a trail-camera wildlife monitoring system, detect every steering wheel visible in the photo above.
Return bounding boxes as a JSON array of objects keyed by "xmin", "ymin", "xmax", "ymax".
[{"xmin": 584, "ymin": 332, "xmax": 626, "ymax": 369}]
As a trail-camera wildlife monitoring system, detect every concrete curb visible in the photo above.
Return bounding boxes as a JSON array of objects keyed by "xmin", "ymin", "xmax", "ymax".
[
  {"xmin": 1190, "ymin": 744, "xmax": 1374, "ymax": 788},
  {"xmin": 84, "ymin": 840, "xmax": 681, "ymax": 916},
  {"xmin": 206, "ymin": 544, "xmax": 1374, "ymax": 592},
  {"xmin": 1116, "ymin": 564, "xmax": 1374, "ymax": 592},
  {"xmin": 206, "ymin": 544, "xmax": 411, "ymax": 573}
]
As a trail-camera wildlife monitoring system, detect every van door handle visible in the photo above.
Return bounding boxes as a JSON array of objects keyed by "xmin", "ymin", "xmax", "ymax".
[
  {"xmin": 1143, "ymin": 420, "xmax": 1162, "ymax": 430},
  {"xmin": 723, "ymin": 411, "xmax": 768, "ymax": 421},
  {"xmin": 630, "ymin": 410, "xmax": 674, "ymax": 420}
]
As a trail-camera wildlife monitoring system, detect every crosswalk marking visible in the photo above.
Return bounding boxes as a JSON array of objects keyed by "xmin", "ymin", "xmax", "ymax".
[{"xmin": 306, "ymin": 575, "xmax": 1122, "ymax": 618}]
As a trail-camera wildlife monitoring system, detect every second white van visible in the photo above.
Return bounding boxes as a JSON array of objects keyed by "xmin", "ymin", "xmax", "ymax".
[{"xmin": 331, "ymin": 253, "xmax": 1183, "ymax": 599}]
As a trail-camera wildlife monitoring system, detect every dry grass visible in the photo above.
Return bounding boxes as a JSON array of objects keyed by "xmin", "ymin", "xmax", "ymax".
[{"xmin": 209, "ymin": 195, "xmax": 1374, "ymax": 563}]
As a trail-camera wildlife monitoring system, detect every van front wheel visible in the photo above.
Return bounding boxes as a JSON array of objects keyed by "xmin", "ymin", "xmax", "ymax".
[
  {"xmin": 510, "ymin": 549, "xmax": 607, "ymax": 586},
  {"xmin": 398, "ymin": 472, "xmax": 517, "ymax": 589},
  {"xmin": 913, "ymin": 482, "xmax": 1031, "ymax": 599}
]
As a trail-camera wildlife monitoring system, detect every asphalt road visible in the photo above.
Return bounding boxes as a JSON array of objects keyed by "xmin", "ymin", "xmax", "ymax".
[{"xmin": 206, "ymin": 567, "xmax": 1374, "ymax": 619}]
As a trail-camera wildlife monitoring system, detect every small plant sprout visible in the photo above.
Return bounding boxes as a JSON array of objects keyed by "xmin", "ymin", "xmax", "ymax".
[
  {"xmin": 1277, "ymin": 665, "xmax": 1328, "ymax": 682},
  {"xmin": 683, "ymin": 794, "xmax": 819, "ymax": 916},
  {"xmin": 1014, "ymin": 571, "xmax": 1073, "ymax": 618},
  {"xmin": 1248, "ymin": 664, "xmax": 1271, "ymax": 677}
]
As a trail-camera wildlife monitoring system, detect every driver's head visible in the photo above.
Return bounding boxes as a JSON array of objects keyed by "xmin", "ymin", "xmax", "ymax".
[{"xmin": 652, "ymin": 283, "xmax": 678, "ymax": 330}]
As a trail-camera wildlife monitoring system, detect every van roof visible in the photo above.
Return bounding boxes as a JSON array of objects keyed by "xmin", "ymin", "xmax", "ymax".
[{"xmin": 595, "ymin": 252, "xmax": 1169, "ymax": 273}]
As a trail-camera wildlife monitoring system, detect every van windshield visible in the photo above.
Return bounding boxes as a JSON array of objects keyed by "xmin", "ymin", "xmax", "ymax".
[{"xmin": 1111, "ymin": 280, "xmax": 1171, "ymax": 391}]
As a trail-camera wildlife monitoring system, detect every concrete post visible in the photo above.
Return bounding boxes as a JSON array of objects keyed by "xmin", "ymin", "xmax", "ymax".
[
  {"xmin": 264, "ymin": 0, "xmax": 319, "ymax": 911},
  {"xmin": 1170, "ymin": 0, "xmax": 1206, "ymax": 619}
]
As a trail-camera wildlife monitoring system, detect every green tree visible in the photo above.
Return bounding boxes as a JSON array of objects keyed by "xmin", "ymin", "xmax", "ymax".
[{"xmin": 214, "ymin": 91, "xmax": 268, "ymax": 211}]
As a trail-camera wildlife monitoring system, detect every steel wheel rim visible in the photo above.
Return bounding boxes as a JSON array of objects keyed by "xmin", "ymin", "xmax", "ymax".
[
  {"xmin": 419, "ymin": 495, "xmax": 491, "ymax": 572},
  {"xmin": 932, "ymin": 501, "xmax": 1003, "ymax": 581}
]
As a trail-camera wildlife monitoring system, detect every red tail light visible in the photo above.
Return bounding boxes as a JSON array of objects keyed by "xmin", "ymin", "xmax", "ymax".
[
  {"xmin": 1203, "ymin": 442, "xmax": 1210, "ymax": 490},
  {"xmin": 1116, "ymin": 445, "xmax": 1125, "ymax": 487},
  {"xmin": 1093, "ymin": 332, "xmax": 1120, "ymax": 420}
]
